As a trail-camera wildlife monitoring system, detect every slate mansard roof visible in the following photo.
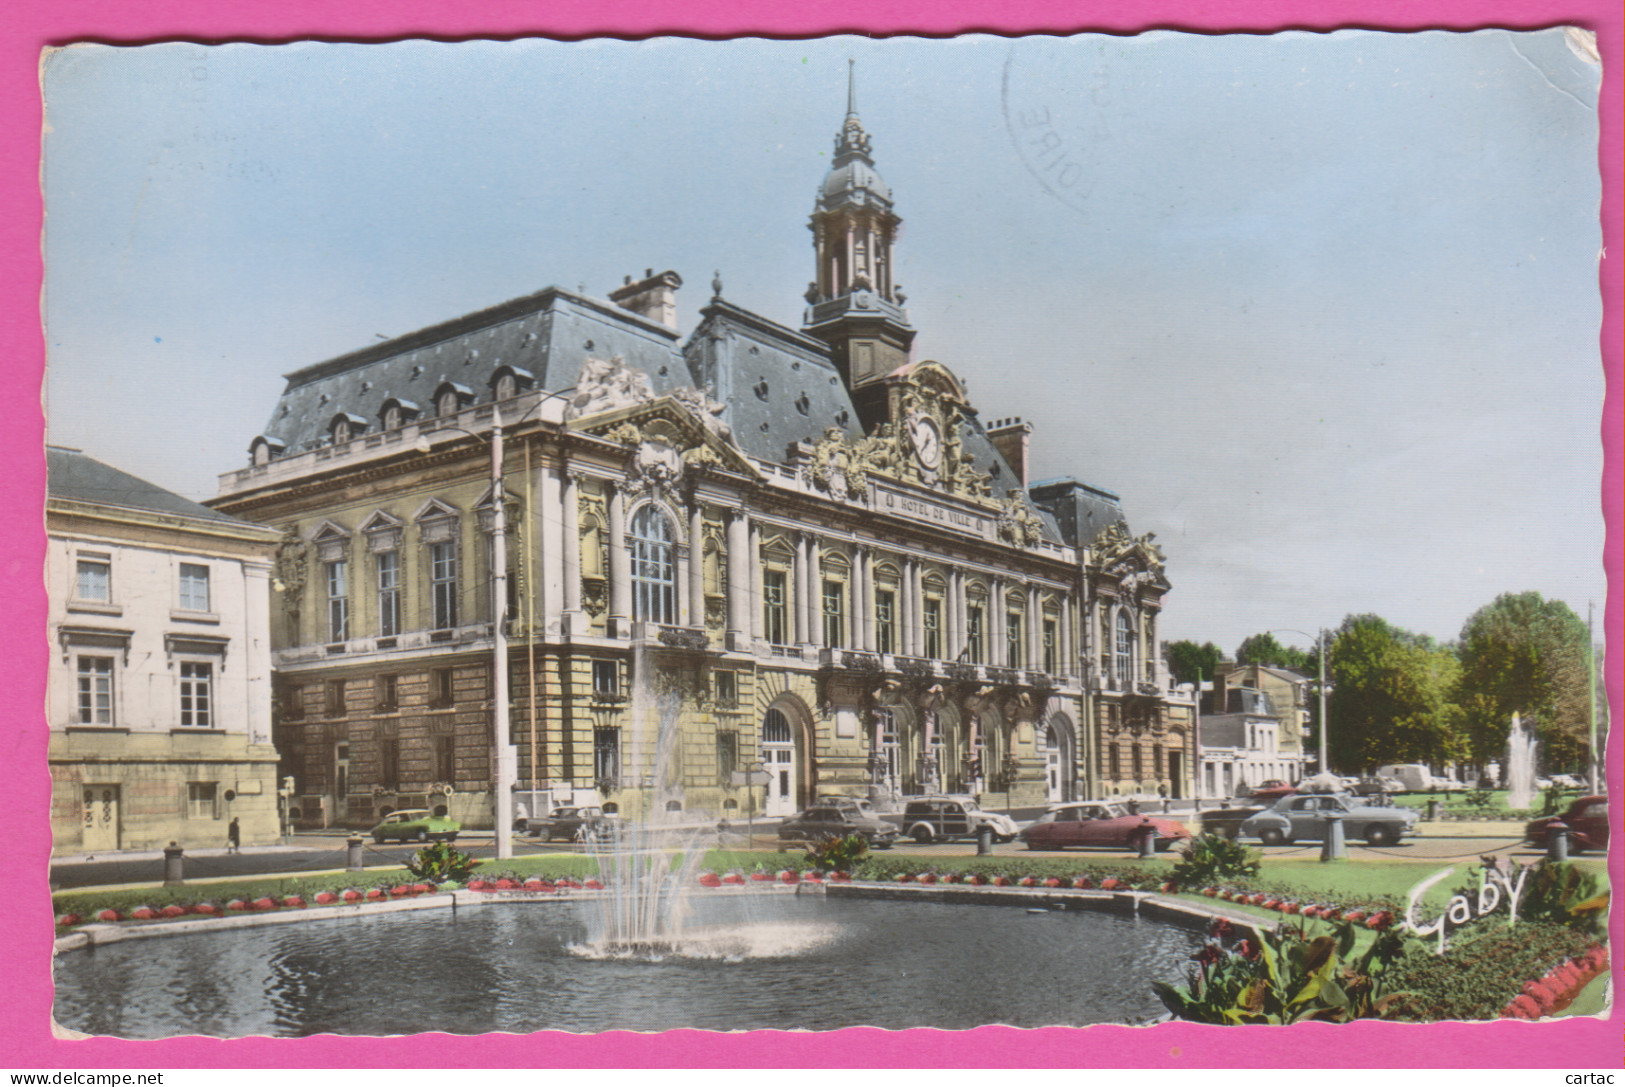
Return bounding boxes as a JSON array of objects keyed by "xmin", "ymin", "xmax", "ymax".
[{"xmin": 49, "ymin": 446, "xmax": 262, "ymax": 528}]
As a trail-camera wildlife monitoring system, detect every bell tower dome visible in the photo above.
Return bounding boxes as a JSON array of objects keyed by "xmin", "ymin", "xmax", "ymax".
[{"xmin": 803, "ymin": 61, "xmax": 916, "ymax": 418}]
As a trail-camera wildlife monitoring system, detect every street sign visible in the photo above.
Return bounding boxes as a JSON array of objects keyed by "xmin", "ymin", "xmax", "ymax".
[{"xmin": 731, "ymin": 770, "xmax": 771, "ymax": 786}]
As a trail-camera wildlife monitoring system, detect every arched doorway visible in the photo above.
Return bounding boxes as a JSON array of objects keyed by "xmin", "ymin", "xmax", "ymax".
[
  {"xmin": 762, "ymin": 707, "xmax": 798, "ymax": 817},
  {"xmin": 1042, "ymin": 712, "xmax": 1076, "ymax": 803}
]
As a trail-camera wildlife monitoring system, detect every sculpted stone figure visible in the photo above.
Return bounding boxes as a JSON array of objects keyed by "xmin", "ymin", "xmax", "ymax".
[{"xmin": 567, "ymin": 356, "xmax": 655, "ymax": 421}]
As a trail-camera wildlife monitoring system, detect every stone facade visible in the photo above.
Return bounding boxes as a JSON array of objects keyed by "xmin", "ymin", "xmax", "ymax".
[
  {"xmin": 210, "ymin": 82, "xmax": 1182, "ymax": 827},
  {"xmin": 47, "ymin": 447, "xmax": 283, "ymax": 853}
]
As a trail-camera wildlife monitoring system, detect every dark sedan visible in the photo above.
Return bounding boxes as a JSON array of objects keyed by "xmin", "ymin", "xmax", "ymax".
[
  {"xmin": 1197, "ymin": 805, "xmax": 1266, "ymax": 840},
  {"xmin": 1527, "ymin": 795, "xmax": 1609, "ymax": 853},
  {"xmin": 526, "ymin": 805, "xmax": 613, "ymax": 842},
  {"xmin": 777, "ymin": 804, "xmax": 897, "ymax": 849}
]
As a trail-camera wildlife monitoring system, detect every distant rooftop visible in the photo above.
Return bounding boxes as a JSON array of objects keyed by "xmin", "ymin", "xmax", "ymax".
[{"xmin": 48, "ymin": 446, "xmax": 254, "ymax": 526}]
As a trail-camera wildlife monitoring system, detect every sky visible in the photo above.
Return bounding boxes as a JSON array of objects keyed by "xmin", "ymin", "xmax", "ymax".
[{"xmin": 40, "ymin": 30, "xmax": 1606, "ymax": 657}]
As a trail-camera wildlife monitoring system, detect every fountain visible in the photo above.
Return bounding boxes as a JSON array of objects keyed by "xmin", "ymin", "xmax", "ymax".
[{"xmin": 1505, "ymin": 711, "xmax": 1539, "ymax": 810}]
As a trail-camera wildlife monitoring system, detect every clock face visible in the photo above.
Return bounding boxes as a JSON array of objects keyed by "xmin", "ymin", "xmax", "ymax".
[{"xmin": 911, "ymin": 416, "xmax": 942, "ymax": 469}]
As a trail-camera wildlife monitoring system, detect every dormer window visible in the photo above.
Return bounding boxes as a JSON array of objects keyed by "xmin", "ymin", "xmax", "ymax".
[
  {"xmin": 249, "ymin": 435, "xmax": 286, "ymax": 467},
  {"xmin": 328, "ymin": 413, "xmax": 367, "ymax": 445},
  {"xmin": 488, "ymin": 366, "xmax": 535, "ymax": 404},
  {"xmin": 433, "ymin": 382, "xmax": 474, "ymax": 419},
  {"xmin": 494, "ymin": 372, "xmax": 517, "ymax": 402},
  {"xmin": 378, "ymin": 398, "xmax": 421, "ymax": 432}
]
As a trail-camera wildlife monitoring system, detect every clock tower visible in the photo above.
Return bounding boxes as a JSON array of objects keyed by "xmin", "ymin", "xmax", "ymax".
[{"xmin": 803, "ymin": 62, "xmax": 916, "ymax": 429}]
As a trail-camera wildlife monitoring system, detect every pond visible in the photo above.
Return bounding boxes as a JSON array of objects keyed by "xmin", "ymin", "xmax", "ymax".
[{"xmin": 53, "ymin": 894, "xmax": 1203, "ymax": 1037}]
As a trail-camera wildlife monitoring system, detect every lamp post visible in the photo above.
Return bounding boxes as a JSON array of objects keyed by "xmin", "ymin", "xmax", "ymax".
[{"xmin": 1265, "ymin": 628, "xmax": 1330, "ymax": 777}]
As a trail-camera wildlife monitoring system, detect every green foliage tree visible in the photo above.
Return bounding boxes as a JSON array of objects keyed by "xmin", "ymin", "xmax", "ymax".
[
  {"xmin": 1166, "ymin": 640, "xmax": 1224, "ymax": 686},
  {"xmin": 1326, "ymin": 614, "xmax": 1465, "ymax": 770},
  {"xmin": 1456, "ymin": 592, "xmax": 1593, "ymax": 770},
  {"xmin": 1234, "ymin": 632, "xmax": 1309, "ymax": 672}
]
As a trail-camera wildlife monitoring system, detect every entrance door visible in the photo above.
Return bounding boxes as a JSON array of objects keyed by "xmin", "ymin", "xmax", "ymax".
[
  {"xmin": 1168, "ymin": 751, "xmax": 1184, "ymax": 800},
  {"xmin": 1044, "ymin": 727, "xmax": 1063, "ymax": 802},
  {"xmin": 81, "ymin": 785, "xmax": 120, "ymax": 852},
  {"xmin": 762, "ymin": 708, "xmax": 797, "ymax": 817}
]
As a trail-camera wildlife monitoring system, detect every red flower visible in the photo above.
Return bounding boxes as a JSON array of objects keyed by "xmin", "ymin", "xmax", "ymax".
[
  {"xmin": 1524, "ymin": 981, "xmax": 1559, "ymax": 1012},
  {"xmin": 1283, "ymin": 903, "xmax": 1300, "ymax": 915},
  {"xmin": 131, "ymin": 906, "xmax": 157, "ymax": 920},
  {"xmin": 1045, "ymin": 877, "xmax": 1064, "ymax": 888},
  {"xmin": 1160, "ymin": 882, "xmax": 1177, "ymax": 893},
  {"xmin": 1203, "ymin": 887, "xmax": 1218, "ymax": 897},
  {"xmin": 1209, "ymin": 918, "xmax": 1235, "ymax": 939},
  {"xmin": 390, "ymin": 885, "xmax": 413, "ymax": 897},
  {"xmin": 993, "ymin": 876, "xmax": 1012, "ymax": 887},
  {"xmin": 1505, "ymin": 995, "xmax": 1542, "ymax": 1018},
  {"xmin": 365, "ymin": 888, "xmax": 386, "ymax": 900},
  {"xmin": 751, "ymin": 871, "xmax": 771, "ymax": 882},
  {"xmin": 1101, "ymin": 878, "xmax": 1121, "ymax": 891},
  {"xmin": 917, "ymin": 873, "xmax": 936, "ymax": 885},
  {"xmin": 722, "ymin": 873, "xmax": 745, "ymax": 885},
  {"xmin": 413, "ymin": 883, "xmax": 434, "ymax": 894},
  {"xmin": 1018, "ymin": 876, "xmax": 1037, "ymax": 887},
  {"xmin": 1192, "ymin": 943, "xmax": 1224, "ymax": 966},
  {"xmin": 56, "ymin": 913, "xmax": 81, "ymax": 927},
  {"xmin": 1342, "ymin": 910, "xmax": 1365, "ymax": 924},
  {"xmin": 192, "ymin": 902, "xmax": 221, "ymax": 915},
  {"xmin": 159, "ymin": 904, "xmax": 188, "ymax": 918},
  {"xmin": 315, "ymin": 892, "xmax": 339, "ymax": 905},
  {"xmin": 464, "ymin": 880, "xmax": 488, "ymax": 892},
  {"xmin": 698, "ymin": 872, "xmax": 722, "ymax": 887},
  {"xmin": 585, "ymin": 878, "xmax": 605, "ymax": 890},
  {"xmin": 1236, "ymin": 938, "xmax": 1261, "ymax": 961},
  {"xmin": 1366, "ymin": 911, "xmax": 1393, "ymax": 931},
  {"xmin": 1074, "ymin": 877, "xmax": 1093, "ymax": 890},
  {"xmin": 832, "ymin": 871, "xmax": 852, "ymax": 882},
  {"xmin": 226, "ymin": 899, "xmax": 249, "ymax": 912},
  {"xmin": 969, "ymin": 874, "xmax": 987, "ymax": 886},
  {"xmin": 282, "ymin": 896, "xmax": 307, "ymax": 909}
]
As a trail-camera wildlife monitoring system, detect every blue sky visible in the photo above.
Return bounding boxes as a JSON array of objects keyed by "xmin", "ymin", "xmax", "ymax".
[{"xmin": 41, "ymin": 30, "xmax": 1605, "ymax": 654}]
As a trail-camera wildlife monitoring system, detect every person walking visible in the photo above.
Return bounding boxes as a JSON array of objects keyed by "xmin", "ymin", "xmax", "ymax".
[{"xmin": 227, "ymin": 816, "xmax": 241, "ymax": 854}]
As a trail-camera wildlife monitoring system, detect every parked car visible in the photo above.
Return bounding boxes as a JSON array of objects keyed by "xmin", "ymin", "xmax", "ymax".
[
  {"xmin": 777, "ymin": 803, "xmax": 897, "ymax": 849},
  {"xmin": 899, "ymin": 796, "xmax": 1021, "ymax": 844},
  {"xmin": 1349, "ymin": 775, "xmax": 1403, "ymax": 797},
  {"xmin": 1526, "ymin": 795, "xmax": 1609, "ymax": 853},
  {"xmin": 1240, "ymin": 793, "xmax": 1419, "ymax": 846},
  {"xmin": 369, "ymin": 809, "xmax": 461, "ymax": 844},
  {"xmin": 1374, "ymin": 763, "xmax": 1436, "ymax": 792},
  {"xmin": 1018, "ymin": 802, "xmax": 1190, "ymax": 852},
  {"xmin": 526, "ymin": 805, "xmax": 614, "ymax": 842},
  {"xmin": 1197, "ymin": 804, "xmax": 1267, "ymax": 840},
  {"xmin": 1240, "ymin": 779, "xmax": 1298, "ymax": 802},
  {"xmin": 811, "ymin": 795, "xmax": 884, "ymax": 820}
]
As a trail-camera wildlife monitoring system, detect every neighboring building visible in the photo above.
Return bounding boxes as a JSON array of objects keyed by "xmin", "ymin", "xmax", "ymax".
[
  {"xmin": 1196, "ymin": 671, "xmax": 1310, "ymax": 797},
  {"xmin": 47, "ymin": 447, "xmax": 283, "ymax": 853},
  {"xmin": 210, "ymin": 81, "xmax": 1182, "ymax": 827},
  {"xmin": 1221, "ymin": 661, "xmax": 1311, "ymax": 761}
]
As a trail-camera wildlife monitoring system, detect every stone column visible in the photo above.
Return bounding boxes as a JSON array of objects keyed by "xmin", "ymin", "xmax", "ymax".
[
  {"xmin": 562, "ymin": 470, "xmax": 582, "ymax": 620},
  {"xmin": 689, "ymin": 503, "xmax": 706, "ymax": 630},
  {"xmin": 726, "ymin": 510, "xmax": 749, "ymax": 646},
  {"xmin": 607, "ymin": 483, "xmax": 629, "ymax": 636},
  {"xmin": 538, "ymin": 461, "xmax": 565, "ymax": 630},
  {"xmin": 1060, "ymin": 595, "xmax": 1074, "ymax": 681},
  {"xmin": 748, "ymin": 521, "xmax": 764, "ymax": 643},
  {"xmin": 792, "ymin": 533, "xmax": 809, "ymax": 646},
  {"xmin": 991, "ymin": 577, "xmax": 1006, "ymax": 666},
  {"xmin": 859, "ymin": 548, "xmax": 875, "ymax": 652},
  {"xmin": 1027, "ymin": 584, "xmax": 1042, "ymax": 670}
]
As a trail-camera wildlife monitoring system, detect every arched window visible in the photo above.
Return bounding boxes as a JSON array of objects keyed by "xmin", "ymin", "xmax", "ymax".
[
  {"xmin": 1114, "ymin": 610, "xmax": 1134, "ymax": 689},
  {"xmin": 630, "ymin": 505, "xmax": 675, "ymax": 624},
  {"xmin": 763, "ymin": 708, "xmax": 792, "ymax": 744}
]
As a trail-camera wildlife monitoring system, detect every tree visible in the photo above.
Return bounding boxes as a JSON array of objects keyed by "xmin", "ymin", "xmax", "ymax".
[
  {"xmin": 1166, "ymin": 640, "xmax": 1224, "ymax": 685},
  {"xmin": 1234, "ymin": 632, "xmax": 1309, "ymax": 672},
  {"xmin": 1326, "ymin": 614, "xmax": 1464, "ymax": 771},
  {"xmin": 1456, "ymin": 593, "xmax": 1592, "ymax": 770}
]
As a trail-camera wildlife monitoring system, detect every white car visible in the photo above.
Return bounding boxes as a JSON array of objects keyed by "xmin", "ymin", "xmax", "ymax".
[{"xmin": 900, "ymin": 796, "xmax": 1021, "ymax": 843}]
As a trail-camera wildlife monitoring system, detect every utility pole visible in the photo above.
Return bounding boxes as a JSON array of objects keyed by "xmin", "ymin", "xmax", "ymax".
[
  {"xmin": 1588, "ymin": 601, "xmax": 1599, "ymax": 795},
  {"xmin": 491, "ymin": 406, "xmax": 514, "ymax": 860}
]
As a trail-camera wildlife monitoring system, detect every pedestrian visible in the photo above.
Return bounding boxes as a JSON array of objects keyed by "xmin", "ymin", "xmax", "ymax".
[{"xmin": 227, "ymin": 816, "xmax": 241, "ymax": 854}]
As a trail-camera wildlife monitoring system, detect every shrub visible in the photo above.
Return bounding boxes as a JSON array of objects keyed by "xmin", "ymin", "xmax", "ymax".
[
  {"xmin": 1170, "ymin": 833, "xmax": 1261, "ymax": 888},
  {"xmin": 1520, "ymin": 861, "xmax": 1607, "ymax": 934},
  {"xmin": 805, "ymin": 834, "xmax": 870, "ymax": 872},
  {"xmin": 1384, "ymin": 919, "xmax": 1595, "ymax": 1020},
  {"xmin": 405, "ymin": 840, "xmax": 483, "ymax": 884}
]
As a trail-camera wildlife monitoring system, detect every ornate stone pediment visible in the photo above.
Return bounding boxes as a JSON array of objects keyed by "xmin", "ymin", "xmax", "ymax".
[
  {"xmin": 573, "ymin": 399, "xmax": 761, "ymax": 489},
  {"xmin": 996, "ymin": 488, "xmax": 1044, "ymax": 547},
  {"xmin": 1094, "ymin": 520, "xmax": 1169, "ymax": 596}
]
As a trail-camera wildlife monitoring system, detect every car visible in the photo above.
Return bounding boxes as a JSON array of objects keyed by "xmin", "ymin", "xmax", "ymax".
[
  {"xmin": 899, "ymin": 796, "xmax": 1021, "ymax": 844},
  {"xmin": 1018, "ymin": 802, "xmax": 1190, "ymax": 852},
  {"xmin": 777, "ymin": 803, "xmax": 898, "ymax": 849},
  {"xmin": 1240, "ymin": 792, "xmax": 1419, "ymax": 846},
  {"xmin": 1348, "ymin": 775, "xmax": 1403, "ymax": 797},
  {"xmin": 370, "ymin": 809, "xmax": 461, "ymax": 844},
  {"xmin": 526, "ymin": 805, "xmax": 614, "ymax": 842},
  {"xmin": 811, "ymin": 795, "xmax": 884, "ymax": 820},
  {"xmin": 1526, "ymin": 795, "xmax": 1609, "ymax": 853},
  {"xmin": 1241, "ymin": 780, "xmax": 1298, "ymax": 802},
  {"xmin": 1196, "ymin": 804, "xmax": 1267, "ymax": 840}
]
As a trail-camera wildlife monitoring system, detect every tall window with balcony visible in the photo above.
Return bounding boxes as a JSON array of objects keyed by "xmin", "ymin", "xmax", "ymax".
[
  {"xmin": 923, "ymin": 597, "xmax": 942, "ymax": 659},
  {"xmin": 967, "ymin": 605, "xmax": 985, "ymax": 664},
  {"xmin": 178, "ymin": 562, "xmax": 210, "ymax": 612},
  {"xmin": 178, "ymin": 662, "xmax": 212, "ymax": 727},
  {"xmin": 76, "ymin": 657, "xmax": 114, "ymax": 725},
  {"xmin": 376, "ymin": 551, "xmax": 400, "ymax": 637},
  {"xmin": 1114, "ymin": 610, "xmax": 1134, "ymax": 690},
  {"xmin": 326, "ymin": 559, "xmax": 349, "ymax": 641},
  {"xmin": 821, "ymin": 579, "xmax": 845, "ymax": 648},
  {"xmin": 594, "ymin": 727, "xmax": 620, "ymax": 788},
  {"xmin": 1043, "ymin": 618, "xmax": 1058, "ymax": 675},
  {"xmin": 875, "ymin": 588, "xmax": 896, "ymax": 655},
  {"xmin": 1006, "ymin": 611, "xmax": 1024, "ymax": 669},
  {"xmin": 430, "ymin": 542, "xmax": 458, "ymax": 629},
  {"xmin": 763, "ymin": 569, "xmax": 788, "ymax": 646},
  {"xmin": 629, "ymin": 506, "xmax": 675, "ymax": 625}
]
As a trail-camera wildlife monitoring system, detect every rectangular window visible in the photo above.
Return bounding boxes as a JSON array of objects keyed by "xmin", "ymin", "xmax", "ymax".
[
  {"xmin": 923, "ymin": 598, "xmax": 942, "ymax": 659},
  {"xmin": 76, "ymin": 559, "xmax": 110, "ymax": 602},
  {"xmin": 430, "ymin": 667, "xmax": 454, "ymax": 708},
  {"xmin": 430, "ymin": 542, "xmax": 458, "ymax": 629},
  {"xmin": 326, "ymin": 560, "xmax": 349, "ymax": 641},
  {"xmin": 717, "ymin": 730, "xmax": 738, "ymax": 784},
  {"xmin": 282, "ymin": 683, "xmax": 305, "ymax": 721},
  {"xmin": 179, "ymin": 662, "xmax": 212, "ymax": 727},
  {"xmin": 187, "ymin": 781, "xmax": 218, "ymax": 819},
  {"xmin": 593, "ymin": 727, "xmax": 620, "ymax": 786},
  {"xmin": 379, "ymin": 739, "xmax": 400, "ymax": 790},
  {"xmin": 1043, "ymin": 618, "xmax": 1058, "ymax": 674},
  {"xmin": 178, "ymin": 563, "xmax": 210, "ymax": 612},
  {"xmin": 875, "ymin": 589, "xmax": 896, "ymax": 655},
  {"xmin": 76, "ymin": 656, "xmax": 114, "ymax": 725},
  {"xmin": 1109, "ymin": 745, "xmax": 1121, "ymax": 781},
  {"xmin": 326, "ymin": 678, "xmax": 347, "ymax": 716},
  {"xmin": 967, "ymin": 606, "xmax": 985, "ymax": 664},
  {"xmin": 592, "ymin": 660, "xmax": 619, "ymax": 698},
  {"xmin": 1131, "ymin": 746, "xmax": 1143, "ymax": 782},
  {"xmin": 763, "ymin": 569, "xmax": 788, "ymax": 645},
  {"xmin": 715, "ymin": 669, "xmax": 737, "ymax": 707},
  {"xmin": 1007, "ymin": 613, "xmax": 1024, "ymax": 668},
  {"xmin": 1154, "ymin": 745, "xmax": 1165, "ymax": 779},
  {"xmin": 821, "ymin": 579, "xmax": 845, "ymax": 648},
  {"xmin": 375, "ymin": 673, "xmax": 398, "ymax": 712},
  {"xmin": 376, "ymin": 551, "xmax": 400, "ymax": 637},
  {"xmin": 434, "ymin": 734, "xmax": 455, "ymax": 782}
]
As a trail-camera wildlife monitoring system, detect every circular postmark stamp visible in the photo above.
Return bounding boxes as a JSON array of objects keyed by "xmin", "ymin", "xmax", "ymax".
[{"xmin": 1000, "ymin": 38, "xmax": 1119, "ymax": 214}]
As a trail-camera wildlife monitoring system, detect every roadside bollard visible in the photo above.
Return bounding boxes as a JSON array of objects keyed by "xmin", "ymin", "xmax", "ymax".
[
  {"xmin": 976, "ymin": 824, "xmax": 994, "ymax": 855},
  {"xmin": 1138, "ymin": 823, "xmax": 1157, "ymax": 858},
  {"xmin": 1546, "ymin": 820, "xmax": 1569, "ymax": 862},
  {"xmin": 162, "ymin": 843, "xmax": 185, "ymax": 885},
  {"xmin": 347, "ymin": 835, "xmax": 366, "ymax": 871},
  {"xmin": 1426, "ymin": 799, "xmax": 1440, "ymax": 822},
  {"xmin": 1320, "ymin": 813, "xmax": 1347, "ymax": 861}
]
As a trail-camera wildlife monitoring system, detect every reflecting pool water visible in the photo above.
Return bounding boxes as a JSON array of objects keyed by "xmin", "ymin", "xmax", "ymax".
[{"xmin": 54, "ymin": 894, "xmax": 1202, "ymax": 1037}]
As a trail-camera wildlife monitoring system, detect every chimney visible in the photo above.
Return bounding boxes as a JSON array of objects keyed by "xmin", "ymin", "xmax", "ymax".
[
  {"xmin": 987, "ymin": 417, "xmax": 1033, "ymax": 487},
  {"xmin": 1209, "ymin": 669, "xmax": 1229, "ymax": 715},
  {"xmin": 609, "ymin": 269, "xmax": 683, "ymax": 330}
]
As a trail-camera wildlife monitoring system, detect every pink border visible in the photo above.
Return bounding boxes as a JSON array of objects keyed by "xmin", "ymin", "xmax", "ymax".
[{"xmin": 4, "ymin": 0, "xmax": 1617, "ymax": 1069}]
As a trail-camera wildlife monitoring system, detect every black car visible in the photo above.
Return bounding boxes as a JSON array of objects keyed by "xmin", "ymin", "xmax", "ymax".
[
  {"xmin": 1196, "ymin": 805, "xmax": 1265, "ymax": 840},
  {"xmin": 777, "ymin": 804, "xmax": 897, "ymax": 849},
  {"xmin": 526, "ymin": 805, "xmax": 614, "ymax": 842}
]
